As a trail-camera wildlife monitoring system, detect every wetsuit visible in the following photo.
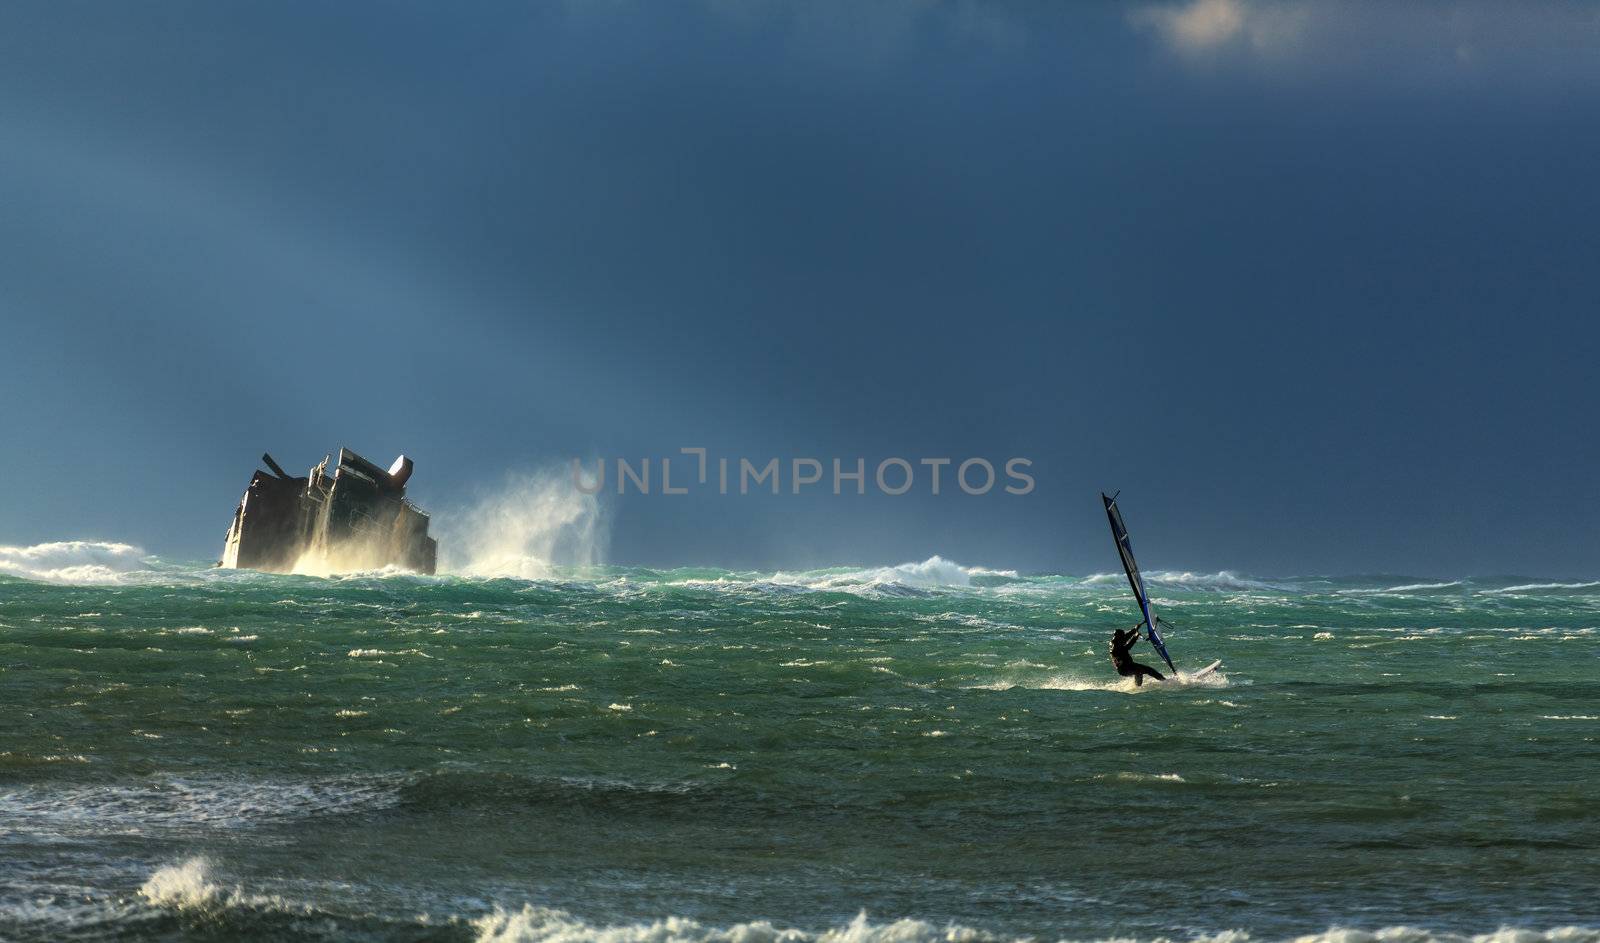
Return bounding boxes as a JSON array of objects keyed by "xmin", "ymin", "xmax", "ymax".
[{"xmin": 1110, "ymin": 626, "xmax": 1165, "ymax": 686}]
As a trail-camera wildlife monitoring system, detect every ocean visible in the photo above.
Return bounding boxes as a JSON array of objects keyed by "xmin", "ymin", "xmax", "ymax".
[{"xmin": 1, "ymin": 546, "xmax": 1597, "ymax": 942}]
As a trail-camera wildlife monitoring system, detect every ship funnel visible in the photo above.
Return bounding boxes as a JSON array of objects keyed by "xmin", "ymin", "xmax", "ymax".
[{"xmin": 388, "ymin": 455, "xmax": 415, "ymax": 488}]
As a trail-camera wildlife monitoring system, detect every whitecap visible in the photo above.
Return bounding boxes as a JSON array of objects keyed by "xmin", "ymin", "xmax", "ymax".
[
  {"xmin": 140, "ymin": 858, "xmax": 223, "ymax": 910},
  {"xmin": 0, "ymin": 774, "xmax": 403, "ymax": 836},
  {"xmin": 472, "ymin": 906, "xmax": 1008, "ymax": 943},
  {"xmin": 1481, "ymin": 581, "xmax": 1600, "ymax": 595},
  {"xmin": 0, "ymin": 540, "xmax": 153, "ymax": 584},
  {"xmin": 1085, "ymin": 570, "xmax": 1291, "ymax": 592}
]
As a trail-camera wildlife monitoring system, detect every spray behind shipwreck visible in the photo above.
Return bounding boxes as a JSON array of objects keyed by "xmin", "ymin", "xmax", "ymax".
[{"xmin": 220, "ymin": 448, "xmax": 437, "ymax": 575}]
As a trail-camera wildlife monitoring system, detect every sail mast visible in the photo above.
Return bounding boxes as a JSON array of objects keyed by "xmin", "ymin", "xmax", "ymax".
[{"xmin": 1101, "ymin": 492, "xmax": 1177, "ymax": 674}]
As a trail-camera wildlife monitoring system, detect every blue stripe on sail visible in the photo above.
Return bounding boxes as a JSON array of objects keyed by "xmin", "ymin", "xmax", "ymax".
[{"xmin": 1103, "ymin": 492, "xmax": 1178, "ymax": 674}]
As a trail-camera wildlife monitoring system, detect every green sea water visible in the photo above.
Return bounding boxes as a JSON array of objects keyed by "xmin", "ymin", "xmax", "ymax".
[{"xmin": 2, "ymin": 552, "xmax": 1597, "ymax": 942}]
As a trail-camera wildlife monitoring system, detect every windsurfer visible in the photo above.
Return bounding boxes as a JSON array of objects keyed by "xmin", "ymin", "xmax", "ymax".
[{"xmin": 1110, "ymin": 625, "xmax": 1165, "ymax": 686}]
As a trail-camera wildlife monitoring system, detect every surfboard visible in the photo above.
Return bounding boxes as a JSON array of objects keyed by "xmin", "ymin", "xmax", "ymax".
[{"xmin": 1184, "ymin": 659, "xmax": 1222, "ymax": 680}]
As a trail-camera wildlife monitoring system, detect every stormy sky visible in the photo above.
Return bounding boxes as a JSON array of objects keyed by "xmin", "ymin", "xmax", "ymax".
[{"xmin": 2, "ymin": 1, "xmax": 1598, "ymax": 575}]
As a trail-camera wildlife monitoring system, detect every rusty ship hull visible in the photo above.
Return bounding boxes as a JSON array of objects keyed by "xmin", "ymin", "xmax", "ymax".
[{"xmin": 221, "ymin": 448, "xmax": 437, "ymax": 575}]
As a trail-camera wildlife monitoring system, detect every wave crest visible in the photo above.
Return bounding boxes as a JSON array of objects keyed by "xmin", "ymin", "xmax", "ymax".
[
  {"xmin": 0, "ymin": 540, "xmax": 152, "ymax": 584},
  {"xmin": 1083, "ymin": 570, "xmax": 1288, "ymax": 592},
  {"xmin": 1480, "ymin": 581, "xmax": 1600, "ymax": 595},
  {"xmin": 744, "ymin": 557, "xmax": 1028, "ymax": 597},
  {"xmin": 472, "ymin": 910, "xmax": 1600, "ymax": 943},
  {"xmin": 473, "ymin": 906, "xmax": 1004, "ymax": 943},
  {"xmin": 773, "ymin": 556, "xmax": 981, "ymax": 594},
  {"xmin": 140, "ymin": 858, "xmax": 224, "ymax": 910}
]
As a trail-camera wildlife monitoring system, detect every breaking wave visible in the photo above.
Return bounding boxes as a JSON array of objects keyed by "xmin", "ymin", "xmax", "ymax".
[
  {"xmin": 470, "ymin": 910, "xmax": 1600, "ymax": 943},
  {"xmin": 112, "ymin": 866, "xmax": 1600, "ymax": 943},
  {"xmin": 127, "ymin": 864, "xmax": 1600, "ymax": 943},
  {"xmin": 650, "ymin": 555, "xmax": 1012, "ymax": 597},
  {"xmin": 472, "ymin": 907, "xmax": 1006, "ymax": 943},
  {"xmin": 114, "ymin": 857, "xmax": 1600, "ymax": 943},
  {"xmin": 134, "ymin": 857, "xmax": 323, "ymax": 922},
  {"xmin": 1479, "ymin": 581, "xmax": 1600, "ymax": 595},
  {"xmin": 1339, "ymin": 581, "xmax": 1465, "ymax": 596},
  {"xmin": 0, "ymin": 540, "xmax": 153, "ymax": 584},
  {"xmin": 768, "ymin": 555, "xmax": 991, "ymax": 594},
  {"xmin": 2, "ymin": 533, "xmax": 1595, "ymax": 621},
  {"xmin": 1082, "ymin": 570, "xmax": 1290, "ymax": 592},
  {"xmin": 139, "ymin": 858, "xmax": 227, "ymax": 910}
]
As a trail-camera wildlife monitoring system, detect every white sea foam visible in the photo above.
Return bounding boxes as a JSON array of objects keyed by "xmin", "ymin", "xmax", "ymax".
[
  {"xmin": 973, "ymin": 668, "xmax": 1229, "ymax": 694},
  {"xmin": 1384, "ymin": 581, "xmax": 1463, "ymax": 593},
  {"xmin": 1083, "ymin": 570, "xmax": 1288, "ymax": 592},
  {"xmin": 1340, "ymin": 581, "xmax": 1464, "ymax": 596},
  {"xmin": 1480, "ymin": 581, "xmax": 1600, "ymax": 595},
  {"xmin": 0, "ymin": 540, "xmax": 152, "ymax": 584},
  {"xmin": 0, "ymin": 774, "xmax": 402, "ymax": 836},
  {"xmin": 1097, "ymin": 771, "xmax": 1187, "ymax": 783},
  {"xmin": 347, "ymin": 648, "xmax": 432, "ymax": 658},
  {"xmin": 470, "ymin": 909, "xmax": 1600, "ymax": 943},
  {"xmin": 26, "ymin": 860, "xmax": 1600, "ymax": 943},
  {"xmin": 473, "ymin": 907, "xmax": 1008, "ymax": 943},
  {"xmin": 296, "ymin": 560, "xmax": 427, "ymax": 579},
  {"xmin": 661, "ymin": 556, "xmax": 1000, "ymax": 598},
  {"xmin": 764, "ymin": 556, "xmax": 1029, "ymax": 597},
  {"xmin": 140, "ymin": 858, "xmax": 224, "ymax": 909},
  {"xmin": 139, "ymin": 857, "xmax": 301, "ymax": 915},
  {"xmin": 771, "ymin": 555, "xmax": 978, "ymax": 593},
  {"xmin": 1270, "ymin": 930, "xmax": 1600, "ymax": 943}
]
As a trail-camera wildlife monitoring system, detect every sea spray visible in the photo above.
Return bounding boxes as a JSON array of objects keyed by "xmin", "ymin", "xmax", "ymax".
[
  {"xmin": 290, "ymin": 531, "xmax": 429, "ymax": 578},
  {"xmin": 437, "ymin": 467, "xmax": 607, "ymax": 578},
  {"xmin": 139, "ymin": 858, "xmax": 223, "ymax": 910}
]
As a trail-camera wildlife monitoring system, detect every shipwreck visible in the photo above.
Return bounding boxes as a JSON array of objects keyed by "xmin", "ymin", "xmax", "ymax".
[{"xmin": 220, "ymin": 447, "xmax": 438, "ymax": 575}]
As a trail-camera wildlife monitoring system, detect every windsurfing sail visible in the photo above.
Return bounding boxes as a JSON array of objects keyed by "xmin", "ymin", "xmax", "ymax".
[{"xmin": 1102, "ymin": 492, "xmax": 1177, "ymax": 674}]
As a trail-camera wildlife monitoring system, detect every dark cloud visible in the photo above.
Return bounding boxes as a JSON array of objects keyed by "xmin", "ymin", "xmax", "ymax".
[
  {"xmin": 1131, "ymin": 0, "xmax": 1600, "ymax": 86},
  {"xmin": 1, "ymin": 2, "xmax": 1596, "ymax": 575}
]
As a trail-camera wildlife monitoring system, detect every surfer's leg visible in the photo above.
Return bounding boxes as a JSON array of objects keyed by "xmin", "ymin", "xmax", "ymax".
[{"xmin": 1133, "ymin": 662, "xmax": 1165, "ymax": 683}]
